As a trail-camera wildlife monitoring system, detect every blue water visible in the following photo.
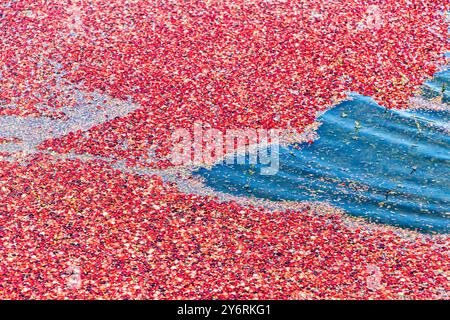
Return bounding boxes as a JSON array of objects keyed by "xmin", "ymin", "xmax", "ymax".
[{"xmin": 195, "ymin": 95, "xmax": 450, "ymax": 233}]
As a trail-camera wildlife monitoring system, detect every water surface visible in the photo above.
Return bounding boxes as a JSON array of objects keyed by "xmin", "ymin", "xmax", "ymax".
[{"xmin": 196, "ymin": 97, "xmax": 450, "ymax": 233}]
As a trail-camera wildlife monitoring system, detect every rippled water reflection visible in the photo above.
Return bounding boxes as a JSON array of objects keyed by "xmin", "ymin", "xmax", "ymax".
[{"xmin": 196, "ymin": 97, "xmax": 450, "ymax": 233}]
